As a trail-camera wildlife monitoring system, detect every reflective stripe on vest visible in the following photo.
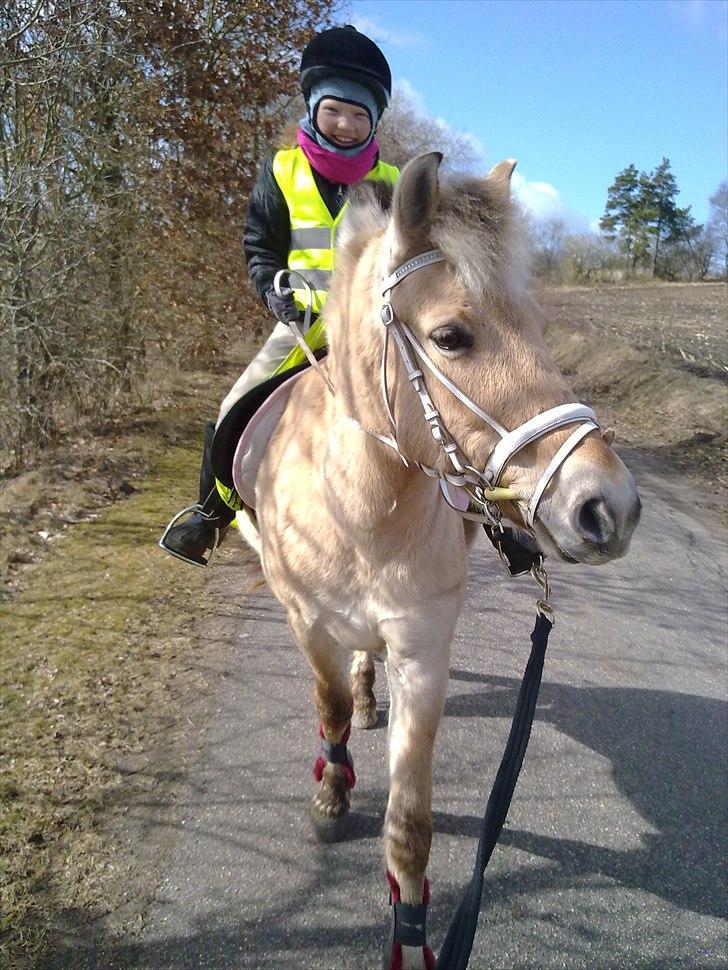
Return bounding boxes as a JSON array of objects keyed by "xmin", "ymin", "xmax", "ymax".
[{"xmin": 272, "ymin": 147, "xmax": 399, "ymax": 313}]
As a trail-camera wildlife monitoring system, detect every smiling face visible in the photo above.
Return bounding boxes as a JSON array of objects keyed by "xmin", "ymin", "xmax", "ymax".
[{"xmin": 315, "ymin": 97, "xmax": 372, "ymax": 148}]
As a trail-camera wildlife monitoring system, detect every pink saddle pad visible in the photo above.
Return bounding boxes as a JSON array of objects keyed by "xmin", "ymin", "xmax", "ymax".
[{"xmin": 232, "ymin": 369, "xmax": 306, "ymax": 510}]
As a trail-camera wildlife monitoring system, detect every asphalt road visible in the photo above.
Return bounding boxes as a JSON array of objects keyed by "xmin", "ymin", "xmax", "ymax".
[{"xmin": 64, "ymin": 450, "xmax": 728, "ymax": 969}]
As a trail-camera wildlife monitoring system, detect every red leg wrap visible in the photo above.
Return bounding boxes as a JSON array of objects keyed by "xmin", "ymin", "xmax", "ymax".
[
  {"xmin": 312, "ymin": 721, "xmax": 356, "ymax": 789},
  {"xmin": 386, "ymin": 871, "xmax": 436, "ymax": 969}
]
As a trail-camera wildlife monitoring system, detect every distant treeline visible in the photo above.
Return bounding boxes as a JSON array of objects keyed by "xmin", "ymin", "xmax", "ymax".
[{"xmin": 531, "ymin": 162, "xmax": 727, "ymax": 284}]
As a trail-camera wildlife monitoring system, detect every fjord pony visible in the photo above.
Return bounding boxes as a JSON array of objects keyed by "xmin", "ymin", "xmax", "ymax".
[{"xmin": 242, "ymin": 154, "xmax": 640, "ymax": 968}]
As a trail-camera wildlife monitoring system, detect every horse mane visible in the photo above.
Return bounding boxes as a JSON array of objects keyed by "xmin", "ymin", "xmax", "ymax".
[{"xmin": 337, "ymin": 172, "xmax": 529, "ymax": 300}]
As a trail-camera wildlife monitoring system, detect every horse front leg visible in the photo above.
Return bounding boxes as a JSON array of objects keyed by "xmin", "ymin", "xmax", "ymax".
[
  {"xmin": 383, "ymin": 636, "xmax": 451, "ymax": 970},
  {"xmin": 288, "ymin": 613, "xmax": 355, "ymax": 841}
]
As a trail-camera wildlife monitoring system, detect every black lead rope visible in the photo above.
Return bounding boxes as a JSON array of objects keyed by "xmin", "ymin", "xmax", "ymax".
[{"xmin": 434, "ymin": 610, "xmax": 553, "ymax": 970}]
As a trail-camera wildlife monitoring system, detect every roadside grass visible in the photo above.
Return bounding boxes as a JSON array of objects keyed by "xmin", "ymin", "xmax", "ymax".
[{"xmin": 0, "ymin": 436, "xmax": 215, "ymax": 965}]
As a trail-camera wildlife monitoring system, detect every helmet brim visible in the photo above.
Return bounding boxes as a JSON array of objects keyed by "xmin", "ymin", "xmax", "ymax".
[{"xmin": 301, "ymin": 65, "xmax": 390, "ymax": 112}]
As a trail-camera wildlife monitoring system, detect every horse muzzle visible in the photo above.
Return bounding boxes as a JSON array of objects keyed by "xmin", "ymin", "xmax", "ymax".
[{"xmin": 532, "ymin": 451, "xmax": 641, "ymax": 565}]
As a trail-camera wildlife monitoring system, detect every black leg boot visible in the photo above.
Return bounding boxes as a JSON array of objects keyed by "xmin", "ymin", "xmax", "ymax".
[{"xmin": 159, "ymin": 421, "xmax": 236, "ymax": 567}]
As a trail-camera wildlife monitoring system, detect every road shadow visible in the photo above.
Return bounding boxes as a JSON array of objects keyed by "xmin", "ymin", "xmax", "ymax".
[
  {"xmin": 37, "ymin": 670, "xmax": 726, "ymax": 969},
  {"xmin": 445, "ymin": 668, "xmax": 727, "ymax": 920}
]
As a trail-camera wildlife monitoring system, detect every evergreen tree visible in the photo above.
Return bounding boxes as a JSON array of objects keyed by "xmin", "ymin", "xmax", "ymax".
[
  {"xmin": 640, "ymin": 157, "xmax": 695, "ymax": 277},
  {"xmin": 599, "ymin": 163, "xmax": 642, "ymax": 273},
  {"xmin": 601, "ymin": 158, "xmax": 695, "ymax": 277}
]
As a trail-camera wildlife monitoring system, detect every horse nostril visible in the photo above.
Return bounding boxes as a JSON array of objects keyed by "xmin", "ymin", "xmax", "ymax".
[{"xmin": 578, "ymin": 497, "xmax": 616, "ymax": 546}]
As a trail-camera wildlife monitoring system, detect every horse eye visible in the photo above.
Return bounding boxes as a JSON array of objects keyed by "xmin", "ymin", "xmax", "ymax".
[{"xmin": 430, "ymin": 325, "xmax": 473, "ymax": 356}]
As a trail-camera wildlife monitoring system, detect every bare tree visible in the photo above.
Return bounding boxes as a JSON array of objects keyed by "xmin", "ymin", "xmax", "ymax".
[
  {"xmin": 1, "ymin": 0, "xmax": 336, "ymax": 472},
  {"xmin": 527, "ymin": 216, "xmax": 568, "ymax": 280},
  {"xmin": 376, "ymin": 84, "xmax": 481, "ymax": 173},
  {"xmin": 564, "ymin": 233, "xmax": 621, "ymax": 282},
  {"xmin": 707, "ymin": 181, "xmax": 727, "ymax": 278}
]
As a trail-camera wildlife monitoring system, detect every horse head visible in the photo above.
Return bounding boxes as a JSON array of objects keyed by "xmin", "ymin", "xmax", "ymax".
[{"xmin": 329, "ymin": 152, "xmax": 641, "ymax": 566}]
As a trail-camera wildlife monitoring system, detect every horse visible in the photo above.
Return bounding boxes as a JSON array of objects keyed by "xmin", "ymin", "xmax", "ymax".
[{"xmin": 238, "ymin": 153, "xmax": 641, "ymax": 969}]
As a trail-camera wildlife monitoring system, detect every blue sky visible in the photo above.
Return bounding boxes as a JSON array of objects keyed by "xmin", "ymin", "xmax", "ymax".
[{"xmin": 350, "ymin": 0, "xmax": 728, "ymax": 230}]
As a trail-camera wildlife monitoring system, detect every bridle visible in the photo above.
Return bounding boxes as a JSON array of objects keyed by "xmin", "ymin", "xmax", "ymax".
[
  {"xmin": 378, "ymin": 249, "xmax": 600, "ymax": 528},
  {"xmin": 275, "ymin": 249, "xmax": 600, "ymax": 531}
]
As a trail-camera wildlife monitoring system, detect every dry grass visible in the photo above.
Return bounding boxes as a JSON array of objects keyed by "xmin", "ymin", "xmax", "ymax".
[
  {"xmin": 542, "ymin": 282, "xmax": 727, "ymax": 508},
  {"xmin": 0, "ymin": 345, "xmax": 257, "ymax": 967},
  {"xmin": 1, "ymin": 445, "xmax": 207, "ymax": 964}
]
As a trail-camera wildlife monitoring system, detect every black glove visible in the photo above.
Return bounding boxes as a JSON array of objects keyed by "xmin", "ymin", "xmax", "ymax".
[{"xmin": 265, "ymin": 287, "xmax": 300, "ymax": 324}]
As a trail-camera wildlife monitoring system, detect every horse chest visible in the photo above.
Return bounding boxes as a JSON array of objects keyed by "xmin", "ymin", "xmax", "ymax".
[{"xmin": 319, "ymin": 600, "xmax": 385, "ymax": 653}]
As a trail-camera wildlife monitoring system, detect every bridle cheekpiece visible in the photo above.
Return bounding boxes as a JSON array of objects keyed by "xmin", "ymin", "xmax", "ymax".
[{"xmin": 377, "ymin": 250, "xmax": 600, "ymax": 529}]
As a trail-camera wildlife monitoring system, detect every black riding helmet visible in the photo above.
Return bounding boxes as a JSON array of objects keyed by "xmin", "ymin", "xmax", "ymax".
[{"xmin": 300, "ymin": 25, "xmax": 392, "ymax": 114}]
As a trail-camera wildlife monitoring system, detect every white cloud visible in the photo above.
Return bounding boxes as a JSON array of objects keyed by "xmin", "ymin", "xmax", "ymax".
[
  {"xmin": 394, "ymin": 77, "xmax": 428, "ymax": 115},
  {"xmin": 512, "ymin": 171, "xmax": 592, "ymax": 232},
  {"xmin": 512, "ymin": 172, "xmax": 562, "ymax": 218},
  {"xmin": 351, "ymin": 15, "xmax": 430, "ymax": 51}
]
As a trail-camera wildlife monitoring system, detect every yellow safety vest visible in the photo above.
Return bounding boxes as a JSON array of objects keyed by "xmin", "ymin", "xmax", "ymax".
[
  {"xmin": 215, "ymin": 150, "xmax": 399, "ymax": 514},
  {"xmin": 272, "ymin": 147, "xmax": 399, "ymax": 315}
]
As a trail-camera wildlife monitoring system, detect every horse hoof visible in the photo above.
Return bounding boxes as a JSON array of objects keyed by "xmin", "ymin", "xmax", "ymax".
[
  {"xmin": 309, "ymin": 785, "xmax": 351, "ymax": 843},
  {"xmin": 309, "ymin": 802, "xmax": 351, "ymax": 842},
  {"xmin": 382, "ymin": 944, "xmax": 437, "ymax": 970},
  {"xmin": 352, "ymin": 702, "xmax": 378, "ymax": 729},
  {"xmin": 383, "ymin": 944, "xmax": 436, "ymax": 969}
]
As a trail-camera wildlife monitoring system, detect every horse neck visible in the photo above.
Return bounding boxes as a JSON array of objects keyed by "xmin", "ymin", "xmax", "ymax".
[
  {"xmin": 324, "ymin": 416, "xmax": 444, "ymax": 540},
  {"xmin": 324, "ymin": 294, "xmax": 443, "ymax": 531}
]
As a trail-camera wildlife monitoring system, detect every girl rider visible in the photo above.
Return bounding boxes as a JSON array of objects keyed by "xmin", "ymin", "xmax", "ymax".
[{"xmin": 160, "ymin": 26, "xmax": 399, "ymax": 566}]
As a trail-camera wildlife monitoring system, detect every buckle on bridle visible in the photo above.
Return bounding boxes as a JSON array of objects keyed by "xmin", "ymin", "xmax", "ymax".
[
  {"xmin": 381, "ymin": 302, "xmax": 395, "ymax": 326},
  {"xmin": 531, "ymin": 559, "xmax": 554, "ymax": 621}
]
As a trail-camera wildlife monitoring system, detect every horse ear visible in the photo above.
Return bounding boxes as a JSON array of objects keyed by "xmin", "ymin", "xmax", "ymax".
[
  {"xmin": 487, "ymin": 159, "xmax": 517, "ymax": 194},
  {"xmin": 390, "ymin": 152, "xmax": 443, "ymax": 256}
]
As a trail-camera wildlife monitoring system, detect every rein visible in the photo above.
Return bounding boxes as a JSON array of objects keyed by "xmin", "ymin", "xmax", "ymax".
[
  {"xmin": 275, "ymin": 253, "xmax": 599, "ymax": 530},
  {"xmin": 434, "ymin": 606, "xmax": 552, "ymax": 970}
]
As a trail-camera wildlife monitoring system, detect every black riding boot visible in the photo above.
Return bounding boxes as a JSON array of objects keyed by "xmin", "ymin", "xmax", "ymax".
[{"xmin": 159, "ymin": 421, "xmax": 236, "ymax": 567}]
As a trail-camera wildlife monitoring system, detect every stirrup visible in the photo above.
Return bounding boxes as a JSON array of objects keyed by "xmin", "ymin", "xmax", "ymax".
[{"xmin": 158, "ymin": 504, "xmax": 220, "ymax": 568}]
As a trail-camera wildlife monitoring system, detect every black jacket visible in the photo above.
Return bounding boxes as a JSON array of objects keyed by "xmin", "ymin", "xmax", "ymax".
[{"xmin": 243, "ymin": 156, "xmax": 349, "ymax": 305}]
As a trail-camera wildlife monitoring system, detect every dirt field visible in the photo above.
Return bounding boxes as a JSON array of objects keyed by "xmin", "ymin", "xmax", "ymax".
[
  {"xmin": 0, "ymin": 281, "xmax": 726, "ymax": 966},
  {"xmin": 541, "ymin": 282, "xmax": 727, "ymax": 513},
  {"xmin": 545, "ymin": 281, "xmax": 727, "ymax": 379}
]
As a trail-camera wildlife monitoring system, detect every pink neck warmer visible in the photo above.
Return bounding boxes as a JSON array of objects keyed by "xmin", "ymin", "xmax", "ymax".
[{"xmin": 297, "ymin": 128, "xmax": 379, "ymax": 185}]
